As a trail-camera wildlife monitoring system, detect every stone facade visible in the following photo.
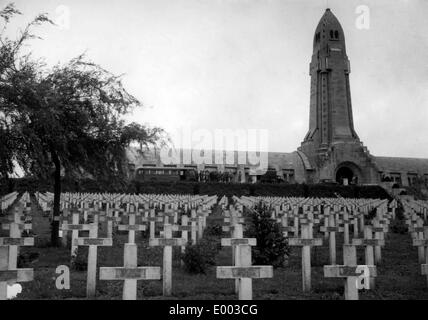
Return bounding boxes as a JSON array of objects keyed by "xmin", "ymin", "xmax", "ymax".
[{"xmin": 298, "ymin": 9, "xmax": 379, "ymax": 185}]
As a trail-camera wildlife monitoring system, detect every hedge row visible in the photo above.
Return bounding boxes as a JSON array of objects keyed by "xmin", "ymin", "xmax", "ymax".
[{"xmin": 0, "ymin": 178, "xmax": 391, "ymax": 199}]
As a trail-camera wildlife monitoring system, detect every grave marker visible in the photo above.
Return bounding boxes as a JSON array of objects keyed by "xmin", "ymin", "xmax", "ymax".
[
  {"xmin": 99, "ymin": 243, "xmax": 161, "ymax": 300},
  {"xmin": 216, "ymin": 227, "xmax": 273, "ymax": 300},
  {"xmin": 414, "ymin": 227, "xmax": 428, "ymax": 286},
  {"xmin": 149, "ymin": 224, "xmax": 186, "ymax": 296},
  {"xmin": 288, "ymin": 224, "xmax": 323, "ymax": 292},
  {"xmin": 118, "ymin": 213, "xmax": 146, "ymax": 244},
  {"xmin": 62, "ymin": 211, "xmax": 93, "ymax": 257},
  {"xmin": 0, "ymin": 222, "xmax": 34, "ymax": 300},
  {"xmin": 74, "ymin": 223, "xmax": 112, "ymax": 297},
  {"xmin": 352, "ymin": 226, "xmax": 383, "ymax": 288},
  {"xmin": 324, "ymin": 245, "xmax": 376, "ymax": 300}
]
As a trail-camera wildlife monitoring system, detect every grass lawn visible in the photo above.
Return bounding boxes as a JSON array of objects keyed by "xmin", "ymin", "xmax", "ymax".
[{"xmin": 4, "ymin": 198, "xmax": 428, "ymax": 300}]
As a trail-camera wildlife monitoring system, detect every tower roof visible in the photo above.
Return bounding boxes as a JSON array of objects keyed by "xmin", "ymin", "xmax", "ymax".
[
  {"xmin": 316, "ymin": 9, "xmax": 343, "ymax": 33},
  {"xmin": 313, "ymin": 9, "xmax": 346, "ymax": 49}
]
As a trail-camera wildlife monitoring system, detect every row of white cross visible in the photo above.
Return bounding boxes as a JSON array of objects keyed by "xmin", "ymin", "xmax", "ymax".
[
  {"xmin": 0, "ymin": 192, "xmax": 20, "ymax": 212},
  {"xmin": 57, "ymin": 192, "xmax": 216, "ymax": 299},
  {"xmin": 0, "ymin": 195, "xmax": 34, "ymax": 300},
  {"xmin": 3, "ymin": 191, "xmax": 428, "ymax": 300},
  {"xmin": 231, "ymin": 196, "xmax": 399, "ymax": 300},
  {"xmin": 403, "ymin": 199, "xmax": 428, "ymax": 286},
  {"xmin": 1, "ymin": 192, "xmax": 217, "ymax": 300}
]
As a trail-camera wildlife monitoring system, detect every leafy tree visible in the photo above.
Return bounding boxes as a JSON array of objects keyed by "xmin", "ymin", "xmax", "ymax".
[
  {"xmin": 209, "ymin": 171, "xmax": 219, "ymax": 182},
  {"xmin": 245, "ymin": 202, "xmax": 289, "ymax": 268},
  {"xmin": 260, "ymin": 169, "xmax": 278, "ymax": 183},
  {"xmin": 0, "ymin": 4, "xmax": 165, "ymax": 246}
]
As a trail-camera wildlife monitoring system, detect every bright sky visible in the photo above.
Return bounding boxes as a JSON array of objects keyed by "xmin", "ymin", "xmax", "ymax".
[{"xmin": 4, "ymin": 0, "xmax": 428, "ymax": 158}]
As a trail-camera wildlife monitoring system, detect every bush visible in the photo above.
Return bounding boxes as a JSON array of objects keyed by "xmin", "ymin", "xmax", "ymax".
[
  {"xmin": 203, "ymin": 223, "xmax": 223, "ymax": 237},
  {"xmin": 245, "ymin": 203, "xmax": 289, "ymax": 268},
  {"xmin": 182, "ymin": 237, "xmax": 219, "ymax": 274},
  {"xmin": 71, "ymin": 248, "xmax": 88, "ymax": 271}
]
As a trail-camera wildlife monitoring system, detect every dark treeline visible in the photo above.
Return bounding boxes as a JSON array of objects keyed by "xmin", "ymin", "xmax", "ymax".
[{"xmin": 0, "ymin": 177, "xmax": 391, "ymax": 199}]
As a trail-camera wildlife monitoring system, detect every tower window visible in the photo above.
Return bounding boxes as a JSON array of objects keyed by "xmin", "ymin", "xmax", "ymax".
[{"xmin": 330, "ymin": 30, "xmax": 339, "ymax": 40}]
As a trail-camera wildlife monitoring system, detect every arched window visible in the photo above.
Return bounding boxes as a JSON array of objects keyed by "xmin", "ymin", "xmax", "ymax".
[
  {"xmin": 334, "ymin": 30, "xmax": 339, "ymax": 39},
  {"xmin": 330, "ymin": 30, "xmax": 334, "ymax": 38}
]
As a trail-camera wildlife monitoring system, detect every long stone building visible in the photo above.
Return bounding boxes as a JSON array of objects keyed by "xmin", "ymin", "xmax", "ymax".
[{"xmin": 127, "ymin": 9, "xmax": 428, "ymax": 189}]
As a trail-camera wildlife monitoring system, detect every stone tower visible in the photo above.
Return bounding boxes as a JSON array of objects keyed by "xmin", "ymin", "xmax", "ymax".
[{"xmin": 299, "ymin": 9, "xmax": 379, "ymax": 184}]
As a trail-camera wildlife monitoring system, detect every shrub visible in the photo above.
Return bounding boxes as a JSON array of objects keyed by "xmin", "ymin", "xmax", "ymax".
[
  {"xmin": 203, "ymin": 223, "xmax": 223, "ymax": 237},
  {"xmin": 245, "ymin": 203, "xmax": 289, "ymax": 268},
  {"xmin": 182, "ymin": 237, "xmax": 219, "ymax": 274},
  {"xmin": 71, "ymin": 248, "xmax": 88, "ymax": 271}
]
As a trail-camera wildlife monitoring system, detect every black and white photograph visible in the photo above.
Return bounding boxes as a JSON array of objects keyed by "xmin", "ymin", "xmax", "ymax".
[{"xmin": 0, "ymin": 0, "xmax": 428, "ymax": 307}]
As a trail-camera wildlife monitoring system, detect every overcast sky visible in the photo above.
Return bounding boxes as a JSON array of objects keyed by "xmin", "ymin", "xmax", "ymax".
[{"xmin": 4, "ymin": 0, "xmax": 428, "ymax": 158}]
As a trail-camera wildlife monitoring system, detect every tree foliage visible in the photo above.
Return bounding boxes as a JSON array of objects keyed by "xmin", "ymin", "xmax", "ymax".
[
  {"xmin": 245, "ymin": 202, "xmax": 289, "ymax": 268},
  {"xmin": 0, "ymin": 3, "xmax": 166, "ymax": 245}
]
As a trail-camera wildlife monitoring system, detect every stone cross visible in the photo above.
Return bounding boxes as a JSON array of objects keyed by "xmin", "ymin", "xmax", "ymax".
[
  {"xmin": 279, "ymin": 213, "xmax": 295, "ymax": 237},
  {"xmin": 389, "ymin": 200, "xmax": 397, "ymax": 219},
  {"xmin": 352, "ymin": 214, "xmax": 359, "ymax": 238},
  {"xmin": 358, "ymin": 210, "xmax": 365, "ymax": 233},
  {"xmin": 288, "ymin": 223, "xmax": 323, "ymax": 292},
  {"xmin": 324, "ymin": 245, "xmax": 376, "ymax": 300},
  {"xmin": 352, "ymin": 226, "xmax": 384, "ymax": 288},
  {"xmin": 411, "ymin": 220, "xmax": 426, "ymax": 264},
  {"xmin": 0, "ymin": 247, "xmax": 33, "ymax": 300},
  {"xmin": 61, "ymin": 211, "xmax": 93, "ymax": 257},
  {"xmin": 373, "ymin": 220, "xmax": 386, "ymax": 264},
  {"xmin": 321, "ymin": 207, "xmax": 330, "ymax": 239},
  {"xmin": 189, "ymin": 209, "xmax": 199, "ymax": 244},
  {"xmin": 216, "ymin": 226, "xmax": 273, "ymax": 300},
  {"xmin": 1, "ymin": 221, "xmax": 32, "ymax": 233},
  {"xmin": 293, "ymin": 209, "xmax": 300, "ymax": 237},
  {"xmin": 224, "ymin": 211, "xmax": 247, "ymax": 281},
  {"xmin": 99, "ymin": 243, "xmax": 161, "ymax": 300},
  {"xmin": 101, "ymin": 203, "xmax": 118, "ymax": 238},
  {"xmin": 320, "ymin": 214, "xmax": 343, "ymax": 265},
  {"xmin": 342, "ymin": 210, "xmax": 350, "ymax": 245},
  {"xmin": 197, "ymin": 207, "xmax": 211, "ymax": 230},
  {"xmin": 0, "ymin": 220, "xmax": 34, "ymax": 300},
  {"xmin": 413, "ymin": 227, "xmax": 428, "ymax": 286},
  {"xmin": 1, "ymin": 222, "xmax": 34, "ymax": 269},
  {"xmin": 149, "ymin": 224, "xmax": 186, "ymax": 296},
  {"xmin": 222, "ymin": 210, "xmax": 245, "ymax": 234},
  {"xmin": 158, "ymin": 208, "xmax": 177, "ymax": 225},
  {"xmin": 145, "ymin": 209, "xmax": 163, "ymax": 239},
  {"xmin": 2, "ymin": 208, "xmax": 32, "ymax": 236},
  {"xmin": 172, "ymin": 215, "xmax": 196, "ymax": 265},
  {"xmin": 74, "ymin": 223, "xmax": 113, "ymax": 297},
  {"xmin": 138, "ymin": 206, "xmax": 152, "ymax": 222},
  {"xmin": 60, "ymin": 207, "xmax": 70, "ymax": 247},
  {"xmin": 118, "ymin": 213, "xmax": 146, "ymax": 244}
]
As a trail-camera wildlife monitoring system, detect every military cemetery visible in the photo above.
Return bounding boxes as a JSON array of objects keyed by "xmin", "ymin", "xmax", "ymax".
[
  {"xmin": 0, "ymin": 190, "xmax": 427, "ymax": 300},
  {"xmin": 1, "ymin": 1, "xmax": 428, "ymax": 304}
]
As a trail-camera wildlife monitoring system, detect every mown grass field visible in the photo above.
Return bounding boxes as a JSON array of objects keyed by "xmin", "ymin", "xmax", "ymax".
[{"xmin": 6, "ymin": 198, "xmax": 428, "ymax": 300}]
